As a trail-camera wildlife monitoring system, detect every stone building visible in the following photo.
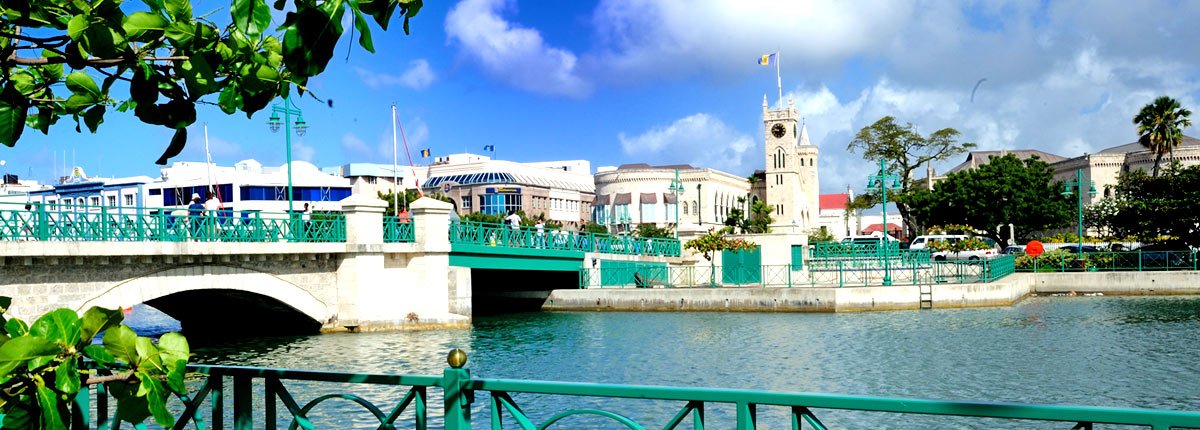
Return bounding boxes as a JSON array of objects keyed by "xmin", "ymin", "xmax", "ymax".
[
  {"xmin": 592, "ymin": 164, "xmax": 747, "ymax": 232},
  {"xmin": 762, "ymin": 95, "xmax": 820, "ymax": 231},
  {"xmin": 1050, "ymin": 135, "xmax": 1200, "ymax": 203}
]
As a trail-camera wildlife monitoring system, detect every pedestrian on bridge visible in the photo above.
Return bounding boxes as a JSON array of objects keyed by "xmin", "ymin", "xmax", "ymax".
[
  {"xmin": 505, "ymin": 210, "xmax": 521, "ymax": 246},
  {"xmin": 188, "ymin": 195, "xmax": 205, "ymax": 241}
]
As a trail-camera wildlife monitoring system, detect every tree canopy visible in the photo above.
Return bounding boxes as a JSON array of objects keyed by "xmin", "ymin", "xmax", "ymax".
[
  {"xmin": 1133, "ymin": 96, "xmax": 1193, "ymax": 177},
  {"xmin": 1093, "ymin": 162, "xmax": 1200, "ymax": 248},
  {"xmin": 0, "ymin": 0, "xmax": 422, "ymax": 163},
  {"xmin": 847, "ymin": 116, "xmax": 976, "ymax": 236},
  {"xmin": 906, "ymin": 154, "xmax": 1071, "ymax": 249}
]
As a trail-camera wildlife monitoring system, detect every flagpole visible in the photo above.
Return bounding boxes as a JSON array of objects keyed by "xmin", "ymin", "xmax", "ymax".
[
  {"xmin": 391, "ymin": 103, "xmax": 399, "ymax": 216},
  {"xmin": 776, "ymin": 51, "xmax": 782, "ymax": 109}
]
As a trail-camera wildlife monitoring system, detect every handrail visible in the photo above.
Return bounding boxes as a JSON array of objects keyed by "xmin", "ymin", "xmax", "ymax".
[
  {"xmin": 448, "ymin": 219, "xmax": 681, "ymax": 257},
  {"xmin": 30, "ymin": 360, "xmax": 1200, "ymax": 429}
]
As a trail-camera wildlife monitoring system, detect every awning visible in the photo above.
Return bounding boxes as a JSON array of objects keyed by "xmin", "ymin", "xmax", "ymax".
[
  {"xmin": 662, "ymin": 193, "xmax": 677, "ymax": 204},
  {"xmin": 640, "ymin": 193, "xmax": 657, "ymax": 204},
  {"xmin": 613, "ymin": 193, "xmax": 632, "ymax": 205},
  {"xmin": 593, "ymin": 195, "xmax": 609, "ymax": 205}
]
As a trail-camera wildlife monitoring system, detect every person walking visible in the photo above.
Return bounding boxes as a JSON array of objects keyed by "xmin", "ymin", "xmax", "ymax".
[
  {"xmin": 301, "ymin": 203, "xmax": 313, "ymax": 240},
  {"xmin": 504, "ymin": 209, "xmax": 521, "ymax": 246},
  {"xmin": 535, "ymin": 218, "xmax": 545, "ymax": 248},
  {"xmin": 187, "ymin": 195, "xmax": 205, "ymax": 241},
  {"xmin": 204, "ymin": 192, "xmax": 221, "ymax": 240}
]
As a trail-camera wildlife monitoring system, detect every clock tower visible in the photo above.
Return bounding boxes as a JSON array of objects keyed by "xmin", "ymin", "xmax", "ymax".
[{"xmin": 763, "ymin": 95, "xmax": 819, "ymax": 230}]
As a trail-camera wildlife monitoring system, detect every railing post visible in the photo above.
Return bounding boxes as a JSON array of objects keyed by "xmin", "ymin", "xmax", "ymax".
[
  {"xmin": 443, "ymin": 349, "xmax": 472, "ymax": 430},
  {"xmin": 37, "ymin": 203, "xmax": 49, "ymax": 240},
  {"xmin": 1138, "ymin": 250, "xmax": 1142, "ymax": 272}
]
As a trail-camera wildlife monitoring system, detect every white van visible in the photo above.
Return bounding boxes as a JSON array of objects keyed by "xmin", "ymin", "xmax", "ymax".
[
  {"xmin": 841, "ymin": 232, "xmax": 899, "ymax": 247},
  {"xmin": 909, "ymin": 234, "xmax": 968, "ymax": 250}
]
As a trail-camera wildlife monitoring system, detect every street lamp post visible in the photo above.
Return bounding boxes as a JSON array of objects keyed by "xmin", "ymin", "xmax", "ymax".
[
  {"xmin": 266, "ymin": 99, "xmax": 308, "ymax": 216},
  {"xmin": 696, "ymin": 183, "xmax": 702, "ymax": 226},
  {"xmin": 866, "ymin": 158, "xmax": 902, "ymax": 286},
  {"xmin": 669, "ymin": 169, "xmax": 684, "ymax": 238},
  {"xmin": 1060, "ymin": 168, "xmax": 1096, "ymax": 257}
]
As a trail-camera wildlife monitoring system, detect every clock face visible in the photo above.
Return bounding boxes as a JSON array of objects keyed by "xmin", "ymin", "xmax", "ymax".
[{"xmin": 771, "ymin": 123, "xmax": 786, "ymax": 138}]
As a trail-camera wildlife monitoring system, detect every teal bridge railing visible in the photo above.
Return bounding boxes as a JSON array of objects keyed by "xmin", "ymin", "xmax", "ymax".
[
  {"xmin": 31, "ymin": 351, "xmax": 1200, "ymax": 429},
  {"xmin": 0, "ymin": 202, "xmax": 345, "ymax": 243},
  {"xmin": 449, "ymin": 219, "xmax": 681, "ymax": 257},
  {"xmin": 580, "ymin": 256, "xmax": 1016, "ymax": 289},
  {"xmin": 1014, "ymin": 250, "xmax": 1198, "ymax": 272},
  {"xmin": 384, "ymin": 216, "xmax": 415, "ymax": 243}
]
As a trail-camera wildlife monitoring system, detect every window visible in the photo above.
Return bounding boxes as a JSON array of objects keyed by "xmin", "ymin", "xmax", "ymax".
[
  {"xmin": 125, "ymin": 194, "xmax": 134, "ymax": 206},
  {"xmin": 364, "ymin": 176, "xmax": 377, "ymax": 184},
  {"xmin": 149, "ymin": 189, "xmax": 162, "ymax": 196},
  {"xmin": 462, "ymin": 196, "xmax": 471, "ymax": 209},
  {"xmin": 107, "ymin": 196, "xmax": 117, "ymax": 206},
  {"xmin": 692, "ymin": 201, "xmax": 698, "ymax": 215},
  {"xmin": 85, "ymin": 197, "xmax": 95, "ymax": 206},
  {"xmin": 801, "ymin": 158, "xmax": 805, "ymax": 167},
  {"xmin": 48, "ymin": 200, "xmax": 56, "ymax": 210},
  {"xmin": 478, "ymin": 193, "xmax": 521, "ymax": 215},
  {"xmin": 640, "ymin": 202, "xmax": 656, "ymax": 223},
  {"xmin": 682, "ymin": 202, "xmax": 688, "ymax": 215}
]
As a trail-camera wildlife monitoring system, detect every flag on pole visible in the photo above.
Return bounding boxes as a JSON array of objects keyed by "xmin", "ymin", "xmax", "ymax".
[
  {"xmin": 419, "ymin": 149, "xmax": 431, "ymax": 157},
  {"xmin": 484, "ymin": 145, "xmax": 495, "ymax": 152},
  {"xmin": 758, "ymin": 53, "xmax": 776, "ymax": 66}
]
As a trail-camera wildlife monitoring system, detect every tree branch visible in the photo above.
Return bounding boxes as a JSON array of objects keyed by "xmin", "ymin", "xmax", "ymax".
[
  {"xmin": 0, "ymin": 31, "xmax": 72, "ymax": 45},
  {"xmin": 9, "ymin": 55, "xmax": 189, "ymax": 67}
]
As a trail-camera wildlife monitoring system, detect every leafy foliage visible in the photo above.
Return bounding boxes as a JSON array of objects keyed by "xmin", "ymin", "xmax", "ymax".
[
  {"xmin": 927, "ymin": 237, "xmax": 990, "ymax": 252},
  {"xmin": 1099, "ymin": 162, "xmax": 1200, "ymax": 248},
  {"xmin": 633, "ymin": 223, "xmax": 673, "ymax": 239},
  {"xmin": 0, "ymin": 0, "xmax": 422, "ymax": 163},
  {"xmin": 745, "ymin": 200, "xmax": 773, "ymax": 233},
  {"xmin": 1133, "ymin": 96, "xmax": 1193, "ymax": 177},
  {"xmin": 0, "ymin": 297, "xmax": 189, "ymax": 428},
  {"xmin": 807, "ymin": 227, "xmax": 835, "ymax": 243},
  {"xmin": 582, "ymin": 221, "xmax": 608, "ymax": 234},
  {"xmin": 684, "ymin": 229, "xmax": 758, "ymax": 262},
  {"xmin": 848, "ymin": 116, "xmax": 976, "ymax": 235},
  {"xmin": 906, "ymin": 154, "xmax": 1072, "ymax": 249}
]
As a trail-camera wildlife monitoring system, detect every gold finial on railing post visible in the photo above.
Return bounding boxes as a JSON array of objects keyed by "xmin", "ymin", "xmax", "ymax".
[{"xmin": 447, "ymin": 348, "xmax": 468, "ymax": 369}]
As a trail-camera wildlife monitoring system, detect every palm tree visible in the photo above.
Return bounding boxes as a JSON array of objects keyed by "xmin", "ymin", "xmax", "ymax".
[{"xmin": 1133, "ymin": 96, "xmax": 1193, "ymax": 177}]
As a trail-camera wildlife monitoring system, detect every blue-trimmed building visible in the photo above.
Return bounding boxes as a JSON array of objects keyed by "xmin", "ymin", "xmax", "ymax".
[
  {"xmin": 26, "ymin": 167, "xmax": 154, "ymax": 215},
  {"xmin": 146, "ymin": 159, "xmax": 352, "ymax": 214}
]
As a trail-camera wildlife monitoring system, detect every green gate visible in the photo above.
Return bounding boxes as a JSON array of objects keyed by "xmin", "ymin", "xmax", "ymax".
[{"xmin": 721, "ymin": 247, "xmax": 761, "ymax": 284}]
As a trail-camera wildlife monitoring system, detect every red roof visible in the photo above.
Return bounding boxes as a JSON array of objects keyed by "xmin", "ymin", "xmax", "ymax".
[
  {"xmin": 862, "ymin": 223, "xmax": 902, "ymax": 233},
  {"xmin": 819, "ymin": 193, "xmax": 849, "ymax": 210}
]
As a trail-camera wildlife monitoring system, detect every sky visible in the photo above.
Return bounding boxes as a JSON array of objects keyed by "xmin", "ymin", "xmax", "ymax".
[{"xmin": 3, "ymin": 0, "xmax": 1200, "ymax": 196}]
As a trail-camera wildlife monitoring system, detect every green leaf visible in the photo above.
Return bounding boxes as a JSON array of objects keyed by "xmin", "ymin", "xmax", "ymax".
[
  {"xmin": 0, "ymin": 297, "xmax": 10, "ymax": 313},
  {"xmin": 352, "ymin": 7, "xmax": 375, "ymax": 53},
  {"xmin": 178, "ymin": 55, "xmax": 216, "ymax": 96},
  {"xmin": 0, "ymin": 336, "xmax": 59, "ymax": 377},
  {"xmin": 143, "ymin": 374, "xmax": 175, "ymax": 427},
  {"xmin": 142, "ymin": 0, "xmax": 166, "ymax": 12},
  {"xmin": 35, "ymin": 380, "xmax": 68, "ymax": 430},
  {"xmin": 157, "ymin": 332, "xmax": 189, "ymax": 364},
  {"xmin": 10, "ymin": 71, "xmax": 37, "ymax": 96},
  {"xmin": 164, "ymin": 0, "xmax": 193, "ymax": 21},
  {"xmin": 0, "ymin": 94, "xmax": 29, "ymax": 147},
  {"xmin": 279, "ymin": 1, "xmax": 346, "ymax": 78},
  {"xmin": 67, "ymin": 14, "xmax": 90, "ymax": 41},
  {"xmin": 82, "ymin": 24, "xmax": 124, "ymax": 59},
  {"xmin": 64, "ymin": 94, "xmax": 98, "ymax": 112},
  {"xmin": 65, "ymin": 72, "xmax": 101, "ymax": 98},
  {"xmin": 83, "ymin": 344, "xmax": 117, "ymax": 366},
  {"xmin": 111, "ymin": 381, "xmax": 152, "ymax": 424},
  {"xmin": 78, "ymin": 307, "xmax": 123, "ymax": 348},
  {"xmin": 4, "ymin": 318, "xmax": 29, "ymax": 337},
  {"xmin": 164, "ymin": 21, "xmax": 196, "ymax": 46},
  {"xmin": 165, "ymin": 359, "xmax": 186, "ymax": 392},
  {"xmin": 102, "ymin": 324, "xmax": 139, "ymax": 366},
  {"xmin": 129, "ymin": 63, "xmax": 158, "ymax": 104},
  {"xmin": 134, "ymin": 337, "xmax": 163, "ymax": 372},
  {"xmin": 29, "ymin": 308, "xmax": 81, "ymax": 347},
  {"xmin": 84, "ymin": 105, "xmax": 106, "ymax": 133},
  {"xmin": 123, "ymin": 11, "xmax": 169, "ymax": 41},
  {"xmin": 217, "ymin": 83, "xmax": 243, "ymax": 114},
  {"xmin": 154, "ymin": 127, "xmax": 187, "ymax": 165},
  {"xmin": 232, "ymin": 0, "xmax": 272, "ymax": 39},
  {"xmin": 54, "ymin": 356, "xmax": 81, "ymax": 395}
]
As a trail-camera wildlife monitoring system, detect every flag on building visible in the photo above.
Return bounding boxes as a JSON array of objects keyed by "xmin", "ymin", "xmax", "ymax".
[
  {"xmin": 758, "ymin": 53, "xmax": 776, "ymax": 66},
  {"xmin": 484, "ymin": 145, "xmax": 495, "ymax": 152},
  {"xmin": 420, "ymin": 149, "xmax": 430, "ymax": 157}
]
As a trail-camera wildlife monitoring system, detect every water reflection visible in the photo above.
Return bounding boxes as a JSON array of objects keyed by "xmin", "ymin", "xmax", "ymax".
[{"xmin": 159, "ymin": 295, "xmax": 1200, "ymax": 428}]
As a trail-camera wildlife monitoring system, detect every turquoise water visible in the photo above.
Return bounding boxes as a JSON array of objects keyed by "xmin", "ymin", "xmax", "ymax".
[{"xmin": 159, "ymin": 295, "xmax": 1200, "ymax": 428}]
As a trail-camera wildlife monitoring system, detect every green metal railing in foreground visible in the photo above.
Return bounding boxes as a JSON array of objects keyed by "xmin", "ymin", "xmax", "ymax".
[
  {"xmin": 1015, "ymin": 250, "xmax": 1198, "ymax": 272},
  {"xmin": 449, "ymin": 219, "xmax": 681, "ymax": 257},
  {"xmin": 580, "ymin": 256, "xmax": 1017, "ymax": 288},
  {"xmin": 0, "ymin": 203, "xmax": 346, "ymax": 243},
  {"xmin": 384, "ymin": 216, "xmax": 415, "ymax": 242},
  {"xmin": 27, "ymin": 354, "xmax": 1200, "ymax": 429}
]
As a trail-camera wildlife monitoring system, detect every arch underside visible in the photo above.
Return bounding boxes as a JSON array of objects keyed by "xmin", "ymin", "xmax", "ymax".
[{"xmin": 76, "ymin": 265, "xmax": 332, "ymax": 337}]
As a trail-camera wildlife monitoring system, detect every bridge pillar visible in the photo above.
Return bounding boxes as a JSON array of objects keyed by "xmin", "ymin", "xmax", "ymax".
[{"xmin": 336, "ymin": 195, "xmax": 388, "ymax": 329}]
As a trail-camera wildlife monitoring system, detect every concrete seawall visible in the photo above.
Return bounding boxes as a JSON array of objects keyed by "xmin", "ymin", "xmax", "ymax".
[{"xmin": 543, "ymin": 271, "xmax": 1200, "ymax": 312}]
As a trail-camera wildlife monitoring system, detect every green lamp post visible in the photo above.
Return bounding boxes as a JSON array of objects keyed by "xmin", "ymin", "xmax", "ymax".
[
  {"xmin": 266, "ymin": 99, "xmax": 308, "ymax": 216},
  {"xmin": 866, "ymin": 158, "xmax": 902, "ymax": 286},
  {"xmin": 669, "ymin": 169, "xmax": 685, "ymax": 238},
  {"xmin": 1060, "ymin": 168, "xmax": 1096, "ymax": 257}
]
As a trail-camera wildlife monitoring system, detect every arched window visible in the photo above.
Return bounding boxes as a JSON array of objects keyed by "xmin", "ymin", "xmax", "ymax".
[
  {"xmin": 778, "ymin": 149, "xmax": 786, "ymax": 168},
  {"xmin": 683, "ymin": 202, "xmax": 689, "ymax": 215},
  {"xmin": 801, "ymin": 158, "xmax": 805, "ymax": 167},
  {"xmin": 692, "ymin": 201, "xmax": 698, "ymax": 215}
]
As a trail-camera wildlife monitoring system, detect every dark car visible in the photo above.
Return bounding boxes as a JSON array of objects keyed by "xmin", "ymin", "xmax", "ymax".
[
  {"xmin": 1058, "ymin": 245, "xmax": 1100, "ymax": 253},
  {"xmin": 1131, "ymin": 243, "xmax": 1194, "ymax": 270}
]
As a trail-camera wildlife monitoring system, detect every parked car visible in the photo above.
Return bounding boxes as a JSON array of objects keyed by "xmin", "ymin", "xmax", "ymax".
[
  {"xmin": 932, "ymin": 247, "xmax": 1000, "ymax": 261},
  {"xmin": 1057, "ymin": 245, "xmax": 1100, "ymax": 253},
  {"xmin": 1131, "ymin": 243, "xmax": 1193, "ymax": 269},
  {"xmin": 1001, "ymin": 245, "xmax": 1026, "ymax": 255},
  {"xmin": 909, "ymin": 234, "xmax": 968, "ymax": 250},
  {"xmin": 840, "ymin": 233, "xmax": 900, "ymax": 247}
]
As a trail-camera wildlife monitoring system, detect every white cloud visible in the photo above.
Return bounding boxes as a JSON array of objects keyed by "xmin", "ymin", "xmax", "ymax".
[
  {"xmin": 179, "ymin": 126, "xmax": 245, "ymax": 162},
  {"xmin": 341, "ymin": 132, "xmax": 371, "ymax": 157},
  {"xmin": 619, "ymin": 113, "xmax": 757, "ymax": 175},
  {"xmin": 444, "ymin": 0, "xmax": 589, "ymax": 97},
  {"xmin": 354, "ymin": 59, "xmax": 436, "ymax": 90},
  {"xmin": 292, "ymin": 141, "xmax": 316, "ymax": 163}
]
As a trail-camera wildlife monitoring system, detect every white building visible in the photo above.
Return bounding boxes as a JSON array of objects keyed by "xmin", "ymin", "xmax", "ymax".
[
  {"xmin": 593, "ymin": 164, "xmax": 743, "ymax": 232},
  {"xmin": 816, "ymin": 190, "xmax": 855, "ymax": 240},
  {"xmin": 145, "ymin": 160, "xmax": 352, "ymax": 213},
  {"xmin": 418, "ymin": 153, "xmax": 595, "ymax": 228},
  {"xmin": 321, "ymin": 163, "xmax": 427, "ymax": 199},
  {"xmin": 25, "ymin": 167, "xmax": 154, "ymax": 215}
]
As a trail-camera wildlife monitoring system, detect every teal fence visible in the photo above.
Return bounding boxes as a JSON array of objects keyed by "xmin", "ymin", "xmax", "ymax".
[
  {"xmin": 20, "ymin": 354, "xmax": 1200, "ymax": 429},
  {"xmin": 1015, "ymin": 250, "xmax": 1197, "ymax": 272},
  {"xmin": 384, "ymin": 216, "xmax": 415, "ymax": 242},
  {"xmin": 0, "ymin": 202, "xmax": 345, "ymax": 243},
  {"xmin": 581, "ymin": 256, "xmax": 1017, "ymax": 288},
  {"xmin": 449, "ymin": 219, "xmax": 681, "ymax": 257}
]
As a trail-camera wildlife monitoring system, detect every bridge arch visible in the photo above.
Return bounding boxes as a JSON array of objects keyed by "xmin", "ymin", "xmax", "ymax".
[{"xmin": 76, "ymin": 265, "xmax": 334, "ymax": 336}]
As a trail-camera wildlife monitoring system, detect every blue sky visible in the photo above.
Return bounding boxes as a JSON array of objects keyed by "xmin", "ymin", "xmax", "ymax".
[{"xmin": 3, "ymin": 0, "xmax": 1200, "ymax": 195}]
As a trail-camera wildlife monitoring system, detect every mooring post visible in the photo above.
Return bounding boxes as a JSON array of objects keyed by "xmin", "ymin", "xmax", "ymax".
[{"xmin": 444, "ymin": 348, "xmax": 472, "ymax": 430}]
